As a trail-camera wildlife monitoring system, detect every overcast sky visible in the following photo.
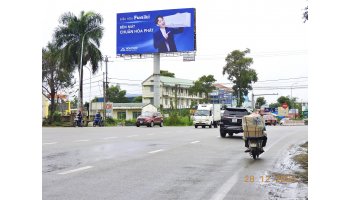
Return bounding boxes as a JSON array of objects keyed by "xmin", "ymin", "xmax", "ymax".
[{"xmin": 42, "ymin": 0, "xmax": 308, "ymax": 105}]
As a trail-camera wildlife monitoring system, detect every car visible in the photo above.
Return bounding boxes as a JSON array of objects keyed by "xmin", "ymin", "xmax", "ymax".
[
  {"xmin": 263, "ymin": 114, "xmax": 277, "ymax": 126},
  {"xmin": 279, "ymin": 118, "xmax": 290, "ymax": 126},
  {"xmin": 136, "ymin": 111, "xmax": 163, "ymax": 127},
  {"xmin": 219, "ymin": 107, "xmax": 251, "ymax": 138}
]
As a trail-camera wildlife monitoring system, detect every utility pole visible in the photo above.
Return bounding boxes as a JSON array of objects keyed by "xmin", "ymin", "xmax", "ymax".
[
  {"xmin": 103, "ymin": 72, "xmax": 106, "ymax": 119},
  {"xmin": 103, "ymin": 55, "xmax": 112, "ymax": 103}
]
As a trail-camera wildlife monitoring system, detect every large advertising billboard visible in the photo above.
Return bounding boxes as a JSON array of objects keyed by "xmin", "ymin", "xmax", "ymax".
[{"xmin": 117, "ymin": 8, "xmax": 196, "ymax": 55}]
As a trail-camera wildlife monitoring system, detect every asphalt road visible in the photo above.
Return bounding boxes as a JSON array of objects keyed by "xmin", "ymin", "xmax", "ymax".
[{"xmin": 42, "ymin": 125, "xmax": 308, "ymax": 200}]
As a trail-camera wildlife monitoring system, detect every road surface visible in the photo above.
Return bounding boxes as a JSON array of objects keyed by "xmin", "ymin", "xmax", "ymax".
[{"xmin": 43, "ymin": 125, "xmax": 307, "ymax": 200}]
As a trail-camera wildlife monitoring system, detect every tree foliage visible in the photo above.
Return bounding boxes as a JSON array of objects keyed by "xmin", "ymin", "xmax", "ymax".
[
  {"xmin": 132, "ymin": 96, "xmax": 143, "ymax": 103},
  {"xmin": 303, "ymin": 6, "xmax": 308, "ymax": 23},
  {"xmin": 189, "ymin": 75, "xmax": 216, "ymax": 103},
  {"xmin": 54, "ymin": 11, "xmax": 104, "ymax": 110},
  {"xmin": 223, "ymin": 49, "xmax": 258, "ymax": 107},
  {"xmin": 160, "ymin": 70, "xmax": 175, "ymax": 77},
  {"xmin": 106, "ymin": 85, "xmax": 128, "ymax": 103},
  {"xmin": 255, "ymin": 97, "xmax": 267, "ymax": 109},
  {"xmin": 42, "ymin": 42, "xmax": 75, "ymax": 121}
]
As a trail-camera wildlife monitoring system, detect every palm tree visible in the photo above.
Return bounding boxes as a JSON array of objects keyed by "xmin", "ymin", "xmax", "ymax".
[{"xmin": 54, "ymin": 11, "xmax": 104, "ymax": 112}]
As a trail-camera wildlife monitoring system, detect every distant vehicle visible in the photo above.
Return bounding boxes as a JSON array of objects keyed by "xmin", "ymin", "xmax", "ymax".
[
  {"xmin": 193, "ymin": 104, "xmax": 221, "ymax": 128},
  {"xmin": 263, "ymin": 114, "xmax": 277, "ymax": 126},
  {"xmin": 219, "ymin": 107, "xmax": 251, "ymax": 137},
  {"xmin": 279, "ymin": 118, "xmax": 290, "ymax": 126},
  {"xmin": 136, "ymin": 111, "xmax": 163, "ymax": 127}
]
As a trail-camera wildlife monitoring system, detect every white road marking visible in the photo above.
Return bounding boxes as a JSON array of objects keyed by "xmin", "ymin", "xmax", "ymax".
[
  {"xmin": 43, "ymin": 142, "xmax": 57, "ymax": 145},
  {"xmin": 209, "ymin": 168, "xmax": 243, "ymax": 200},
  {"xmin": 103, "ymin": 137, "xmax": 119, "ymax": 140},
  {"xmin": 74, "ymin": 139, "xmax": 90, "ymax": 142},
  {"xmin": 191, "ymin": 141, "xmax": 200, "ymax": 144},
  {"xmin": 127, "ymin": 135, "xmax": 138, "ymax": 138},
  {"xmin": 148, "ymin": 149, "xmax": 164, "ymax": 154},
  {"xmin": 147, "ymin": 133, "xmax": 154, "ymax": 136},
  {"xmin": 210, "ymin": 133, "xmax": 293, "ymax": 200},
  {"xmin": 58, "ymin": 166, "xmax": 93, "ymax": 175}
]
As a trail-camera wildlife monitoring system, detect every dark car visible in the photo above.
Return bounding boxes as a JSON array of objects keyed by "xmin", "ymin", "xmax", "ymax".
[
  {"xmin": 136, "ymin": 111, "xmax": 163, "ymax": 127},
  {"xmin": 219, "ymin": 107, "xmax": 251, "ymax": 138}
]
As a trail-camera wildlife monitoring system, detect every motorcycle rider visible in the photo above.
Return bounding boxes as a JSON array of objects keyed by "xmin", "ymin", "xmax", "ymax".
[
  {"xmin": 76, "ymin": 110, "xmax": 83, "ymax": 126},
  {"xmin": 244, "ymin": 109, "xmax": 268, "ymax": 152},
  {"xmin": 94, "ymin": 111, "xmax": 102, "ymax": 125}
]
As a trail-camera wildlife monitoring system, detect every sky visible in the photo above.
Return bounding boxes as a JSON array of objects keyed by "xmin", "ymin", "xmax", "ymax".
[{"xmin": 42, "ymin": 0, "xmax": 308, "ymax": 105}]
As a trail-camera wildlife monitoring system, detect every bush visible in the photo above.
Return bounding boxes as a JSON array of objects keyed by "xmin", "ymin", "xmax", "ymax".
[
  {"xmin": 52, "ymin": 111, "xmax": 62, "ymax": 122},
  {"xmin": 105, "ymin": 117, "xmax": 118, "ymax": 126},
  {"xmin": 125, "ymin": 119, "xmax": 136, "ymax": 126},
  {"xmin": 164, "ymin": 113, "xmax": 193, "ymax": 126}
]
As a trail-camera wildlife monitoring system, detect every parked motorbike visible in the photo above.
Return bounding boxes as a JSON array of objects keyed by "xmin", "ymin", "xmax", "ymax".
[
  {"xmin": 74, "ymin": 116, "xmax": 83, "ymax": 127},
  {"xmin": 93, "ymin": 117, "xmax": 103, "ymax": 127}
]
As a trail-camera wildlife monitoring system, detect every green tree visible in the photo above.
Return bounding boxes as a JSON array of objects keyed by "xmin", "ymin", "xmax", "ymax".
[
  {"xmin": 223, "ymin": 49, "xmax": 258, "ymax": 107},
  {"xmin": 106, "ymin": 85, "xmax": 128, "ymax": 103},
  {"xmin": 269, "ymin": 102, "xmax": 280, "ymax": 109},
  {"xmin": 189, "ymin": 75, "xmax": 216, "ymax": 103},
  {"xmin": 42, "ymin": 42, "xmax": 74, "ymax": 122},
  {"xmin": 132, "ymin": 96, "xmax": 143, "ymax": 103},
  {"xmin": 255, "ymin": 97, "xmax": 267, "ymax": 109},
  {"xmin": 160, "ymin": 70, "xmax": 175, "ymax": 77},
  {"xmin": 277, "ymin": 96, "xmax": 292, "ymax": 108},
  {"xmin": 54, "ymin": 11, "xmax": 104, "ymax": 112}
]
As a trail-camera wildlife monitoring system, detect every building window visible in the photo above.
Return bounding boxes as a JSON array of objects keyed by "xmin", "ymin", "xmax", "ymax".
[
  {"xmin": 117, "ymin": 112, "xmax": 126, "ymax": 120},
  {"xmin": 150, "ymin": 98, "xmax": 154, "ymax": 105},
  {"xmin": 150, "ymin": 86, "xmax": 154, "ymax": 92},
  {"xmin": 165, "ymin": 98, "xmax": 168, "ymax": 105},
  {"xmin": 186, "ymin": 99, "xmax": 189, "ymax": 106},
  {"xmin": 132, "ymin": 111, "xmax": 141, "ymax": 119}
]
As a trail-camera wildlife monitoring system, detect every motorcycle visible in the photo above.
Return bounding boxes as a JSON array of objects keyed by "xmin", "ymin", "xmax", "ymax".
[
  {"xmin": 74, "ymin": 116, "xmax": 83, "ymax": 127},
  {"xmin": 93, "ymin": 117, "xmax": 103, "ymax": 127},
  {"xmin": 246, "ymin": 137, "xmax": 264, "ymax": 160}
]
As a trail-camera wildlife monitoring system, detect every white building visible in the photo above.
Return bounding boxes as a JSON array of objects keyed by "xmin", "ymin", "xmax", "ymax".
[
  {"xmin": 90, "ymin": 102, "xmax": 157, "ymax": 120},
  {"xmin": 142, "ymin": 75, "xmax": 203, "ymax": 109}
]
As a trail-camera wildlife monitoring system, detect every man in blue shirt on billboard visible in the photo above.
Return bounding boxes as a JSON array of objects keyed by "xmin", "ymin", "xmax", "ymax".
[{"xmin": 153, "ymin": 16, "xmax": 184, "ymax": 53}]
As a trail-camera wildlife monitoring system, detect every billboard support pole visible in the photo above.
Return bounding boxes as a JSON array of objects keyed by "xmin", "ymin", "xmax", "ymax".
[{"xmin": 153, "ymin": 53, "xmax": 160, "ymax": 109}]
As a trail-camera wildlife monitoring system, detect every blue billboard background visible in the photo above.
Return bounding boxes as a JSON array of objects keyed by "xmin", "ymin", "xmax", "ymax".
[{"xmin": 117, "ymin": 8, "xmax": 196, "ymax": 55}]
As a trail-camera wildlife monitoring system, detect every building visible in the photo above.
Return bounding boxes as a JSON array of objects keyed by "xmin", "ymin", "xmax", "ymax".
[
  {"xmin": 90, "ymin": 102, "xmax": 157, "ymax": 120},
  {"xmin": 142, "ymin": 75, "xmax": 203, "ymax": 109},
  {"xmin": 209, "ymin": 83, "xmax": 234, "ymax": 106},
  {"xmin": 42, "ymin": 94, "xmax": 49, "ymax": 119}
]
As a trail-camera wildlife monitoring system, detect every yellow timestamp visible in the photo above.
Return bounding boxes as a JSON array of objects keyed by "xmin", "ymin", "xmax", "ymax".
[{"xmin": 244, "ymin": 175, "xmax": 297, "ymax": 183}]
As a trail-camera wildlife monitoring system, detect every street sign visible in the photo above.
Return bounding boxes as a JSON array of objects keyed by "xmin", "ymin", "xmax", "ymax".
[{"xmin": 183, "ymin": 53, "xmax": 195, "ymax": 61}]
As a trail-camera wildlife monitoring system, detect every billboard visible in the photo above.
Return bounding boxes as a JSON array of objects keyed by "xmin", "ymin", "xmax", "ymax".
[{"xmin": 117, "ymin": 8, "xmax": 196, "ymax": 54}]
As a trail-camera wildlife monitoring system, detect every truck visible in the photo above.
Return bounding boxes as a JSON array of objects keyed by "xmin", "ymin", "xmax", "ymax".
[{"xmin": 193, "ymin": 104, "xmax": 221, "ymax": 128}]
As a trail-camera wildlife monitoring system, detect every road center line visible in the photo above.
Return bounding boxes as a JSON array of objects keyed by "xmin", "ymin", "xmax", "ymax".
[
  {"xmin": 58, "ymin": 166, "xmax": 93, "ymax": 175},
  {"xmin": 74, "ymin": 139, "xmax": 90, "ymax": 142},
  {"xmin": 43, "ymin": 142, "xmax": 57, "ymax": 145},
  {"xmin": 148, "ymin": 149, "xmax": 164, "ymax": 154},
  {"xmin": 103, "ymin": 137, "xmax": 118, "ymax": 140},
  {"xmin": 191, "ymin": 141, "xmax": 200, "ymax": 144}
]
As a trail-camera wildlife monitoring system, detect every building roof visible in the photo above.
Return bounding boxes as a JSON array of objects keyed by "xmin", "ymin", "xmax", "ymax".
[
  {"xmin": 160, "ymin": 76, "xmax": 194, "ymax": 87},
  {"xmin": 213, "ymin": 83, "xmax": 233, "ymax": 92},
  {"xmin": 112, "ymin": 103, "xmax": 150, "ymax": 109},
  {"xmin": 142, "ymin": 75, "xmax": 194, "ymax": 87}
]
